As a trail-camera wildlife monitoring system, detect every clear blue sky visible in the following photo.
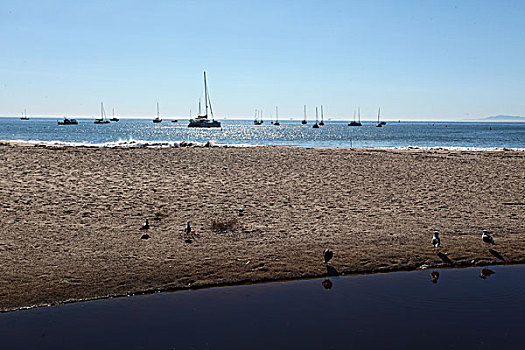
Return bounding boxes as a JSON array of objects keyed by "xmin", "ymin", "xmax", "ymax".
[{"xmin": 1, "ymin": 0, "xmax": 524, "ymax": 120}]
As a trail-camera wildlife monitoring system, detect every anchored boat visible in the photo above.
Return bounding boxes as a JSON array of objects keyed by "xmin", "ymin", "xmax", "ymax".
[{"xmin": 188, "ymin": 72, "xmax": 221, "ymax": 128}]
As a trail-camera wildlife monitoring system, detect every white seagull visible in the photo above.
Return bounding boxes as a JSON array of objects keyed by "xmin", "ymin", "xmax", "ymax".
[
  {"xmin": 482, "ymin": 229, "xmax": 495, "ymax": 245},
  {"xmin": 431, "ymin": 230, "xmax": 441, "ymax": 250}
]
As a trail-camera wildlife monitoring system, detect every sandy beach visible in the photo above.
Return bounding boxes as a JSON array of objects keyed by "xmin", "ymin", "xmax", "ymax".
[{"xmin": 0, "ymin": 143, "xmax": 524, "ymax": 312}]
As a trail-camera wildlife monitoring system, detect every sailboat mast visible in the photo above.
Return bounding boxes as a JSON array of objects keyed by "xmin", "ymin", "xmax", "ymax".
[
  {"xmin": 157, "ymin": 102, "xmax": 160, "ymax": 118},
  {"xmin": 316, "ymin": 107, "xmax": 319, "ymax": 122},
  {"xmin": 358, "ymin": 107, "xmax": 361, "ymax": 123},
  {"xmin": 321, "ymin": 105, "xmax": 324, "ymax": 122},
  {"xmin": 204, "ymin": 72, "xmax": 208, "ymax": 117},
  {"xmin": 378, "ymin": 107, "xmax": 381, "ymax": 123},
  {"xmin": 276, "ymin": 106, "xmax": 278, "ymax": 122},
  {"xmin": 304, "ymin": 105, "xmax": 306, "ymax": 121}
]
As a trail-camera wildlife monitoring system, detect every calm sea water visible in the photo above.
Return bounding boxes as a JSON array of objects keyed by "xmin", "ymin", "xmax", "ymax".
[
  {"xmin": 1, "ymin": 117, "xmax": 524, "ymax": 149},
  {"xmin": 0, "ymin": 265, "xmax": 523, "ymax": 349}
]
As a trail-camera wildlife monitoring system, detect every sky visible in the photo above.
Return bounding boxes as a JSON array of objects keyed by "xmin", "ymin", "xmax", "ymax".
[{"xmin": 1, "ymin": 0, "xmax": 524, "ymax": 120}]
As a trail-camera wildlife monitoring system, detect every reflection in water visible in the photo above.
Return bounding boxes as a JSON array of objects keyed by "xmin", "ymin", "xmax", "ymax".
[
  {"xmin": 322, "ymin": 279, "xmax": 333, "ymax": 290},
  {"xmin": 430, "ymin": 271, "xmax": 440, "ymax": 284},
  {"xmin": 0, "ymin": 265, "xmax": 523, "ymax": 349},
  {"xmin": 480, "ymin": 268, "xmax": 495, "ymax": 279}
]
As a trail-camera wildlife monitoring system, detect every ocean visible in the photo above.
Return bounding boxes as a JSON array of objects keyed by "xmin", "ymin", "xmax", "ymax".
[{"xmin": 1, "ymin": 118, "xmax": 524, "ymax": 149}]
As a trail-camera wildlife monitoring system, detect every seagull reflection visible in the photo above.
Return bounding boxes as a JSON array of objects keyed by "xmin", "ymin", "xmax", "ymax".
[
  {"xmin": 480, "ymin": 268, "xmax": 495, "ymax": 279},
  {"xmin": 430, "ymin": 270, "xmax": 440, "ymax": 284},
  {"xmin": 322, "ymin": 279, "xmax": 333, "ymax": 290}
]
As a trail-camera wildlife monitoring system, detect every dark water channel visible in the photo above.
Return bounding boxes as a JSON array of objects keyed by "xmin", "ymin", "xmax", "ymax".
[{"xmin": 1, "ymin": 265, "xmax": 523, "ymax": 349}]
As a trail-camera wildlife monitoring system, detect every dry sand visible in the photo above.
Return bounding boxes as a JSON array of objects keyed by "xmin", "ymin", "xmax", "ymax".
[{"xmin": 0, "ymin": 143, "xmax": 524, "ymax": 311}]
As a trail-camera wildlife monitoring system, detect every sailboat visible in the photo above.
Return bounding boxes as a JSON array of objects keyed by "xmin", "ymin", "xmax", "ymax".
[
  {"xmin": 188, "ymin": 72, "xmax": 221, "ymax": 128},
  {"xmin": 302, "ymin": 105, "xmax": 307, "ymax": 124},
  {"xmin": 20, "ymin": 109, "xmax": 29, "ymax": 120},
  {"xmin": 319, "ymin": 105, "xmax": 325, "ymax": 126},
  {"xmin": 153, "ymin": 102, "xmax": 162, "ymax": 123},
  {"xmin": 110, "ymin": 108, "xmax": 119, "ymax": 122},
  {"xmin": 94, "ymin": 102, "xmax": 110, "ymax": 124},
  {"xmin": 274, "ymin": 106, "xmax": 280, "ymax": 126},
  {"xmin": 312, "ymin": 107, "xmax": 320, "ymax": 128},
  {"xmin": 348, "ymin": 108, "xmax": 362, "ymax": 126},
  {"xmin": 254, "ymin": 109, "xmax": 263, "ymax": 125},
  {"xmin": 376, "ymin": 107, "xmax": 385, "ymax": 127}
]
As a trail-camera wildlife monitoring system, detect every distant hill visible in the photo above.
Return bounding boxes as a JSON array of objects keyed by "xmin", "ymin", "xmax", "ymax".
[{"xmin": 478, "ymin": 115, "xmax": 525, "ymax": 121}]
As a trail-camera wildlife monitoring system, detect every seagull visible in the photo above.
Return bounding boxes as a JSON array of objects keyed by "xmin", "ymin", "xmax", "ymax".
[
  {"xmin": 482, "ymin": 229, "xmax": 495, "ymax": 245},
  {"xmin": 140, "ymin": 218, "xmax": 149, "ymax": 230},
  {"xmin": 431, "ymin": 230, "xmax": 441, "ymax": 250},
  {"xmin": 184, "ymin": 221, "xmax": 191, "ymax": 236},
  {"xmin": 323, "ymin": 249, "xmax": 333, "ymax": 264},
  {"xmin": 238, "ymin": 207, "xmax": 245, "ymax": 216}
]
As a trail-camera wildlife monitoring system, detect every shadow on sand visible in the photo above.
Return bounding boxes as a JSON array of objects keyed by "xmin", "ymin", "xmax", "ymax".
[
  {"xmin": 489, "ymin": 249, "xmax": 505, "ymax": 262},
  {"xmin": 437, "ymin": 252, "xmax": 454, "ymax": 265},
  {"xmin": 326, "ymin": 266, "xmax": 340, "ymax": 277}
]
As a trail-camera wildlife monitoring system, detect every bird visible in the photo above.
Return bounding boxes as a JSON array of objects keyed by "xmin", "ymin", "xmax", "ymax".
[
  {"xmin": 140, "ymin": 218, "xmax": 149, "ymax": 230},
  {"xmin": 184, "ymin": 221, "xmax": 191, "ymax": 236},
  {"xmin": 238, "ymin": 207, "xmax": 245, "ymax": 216},
  {"xmin": 482, "ymin": 229, "xmax": 495, "ymax": 245},
  {"xmin": 431, "ymin": 230, "xmax": 441, "ymax": 250},
  {"xmin": 323, "ymin": 249, "xmax": 333, "ymax": 264}
]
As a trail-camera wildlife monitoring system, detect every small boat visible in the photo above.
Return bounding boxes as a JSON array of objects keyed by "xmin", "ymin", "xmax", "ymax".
[
  {"xmin": 94, "ymin": 102, "xmax": 110, "ymax": 124},
  {"xmin": 312, "ymin": 107, "xmax": 320, "ymax": 128},
  {"xmin": 302, "ymin": 105, "xmax": 307, "ymax": 124},
  {"xmin": 254, "ymin": 109, "xmax": 263, "ymax": 125},
  {"xmin": 319, "ymin": 105, "xmax": 325, "ymax": 126},
  {"xmin": 20, "ymin": 109, "xmax": 29, "ymax": 120},
  {"xmin": 348, "ymin": 108, "xmax": 362, "ymax": 126},
  {"xmin": 153, "ymin": 102, "xmax": 162, "ymax": 123},
  {"xmin": 376, "ymin": 107, "xmax": 383, "ymax": 127},
  {"xmin": 188, "ymin": 72, "xmax": 221, "ymax": 128},
  {"xmin": 274, "ymin": 106, "xmax": 280, "ymax": 126},
  {"xmin": 110, "ymin": 108, "xmax": 119, "ymax": 122},
  {"xmin": 58, "ymin": 117, "xmax": 78, "ymax": 125}
]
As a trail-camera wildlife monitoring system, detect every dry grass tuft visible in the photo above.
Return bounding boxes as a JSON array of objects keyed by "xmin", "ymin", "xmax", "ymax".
[{"xmin": 210, "ymin": 217, "xmax": 238, "ymax": 233}]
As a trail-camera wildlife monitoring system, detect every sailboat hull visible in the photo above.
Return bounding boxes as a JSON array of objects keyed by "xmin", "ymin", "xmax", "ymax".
[{"xmin": 188, "ymin": 118, "xmax": 221, "ymax": 128}]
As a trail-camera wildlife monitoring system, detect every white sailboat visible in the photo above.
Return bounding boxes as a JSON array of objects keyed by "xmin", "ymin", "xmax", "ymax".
[
  {"xmin": 312, "ymin": 106, "xmax": 319, "ymax": 128},
  {"xmin": 274, "ymin": 106, "xmax": 280, "ymax": 126},
  {"xmin": 302, "ymin": 105, "xmax": 307, "ymax": 124},
  {"xmin": 188, "ymin": 72, "xmax": 221, "ymax": 128},
  {"xmin": 110, "ymin": 108, "xmax": 119, "ymax": 122},
  {"xmin": 348, "ymin": 107, "xmax": 362, "ymax": 126},
  {"xmin": 153, "ymin": 102, "xmax": 162, "ymax": 123},
  {"xmin": 319, "ymin": 105, "xmax": 325, "ymax": 126},
  {"xmin": 376, "ymin": 107, "xmax": 385, "ymax": 127},
  {"xmin": 20, "ymin": 109, "xmax": 29, "ymax": 120},
  {"xmin": 94, "ymin": 102, "xmax": 110, "ymax": 124}
]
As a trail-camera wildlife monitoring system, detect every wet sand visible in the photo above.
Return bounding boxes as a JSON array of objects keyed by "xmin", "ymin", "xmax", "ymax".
[{"xmin": 1, "ymin": 143, "xmax": 524, "ymax": 311}]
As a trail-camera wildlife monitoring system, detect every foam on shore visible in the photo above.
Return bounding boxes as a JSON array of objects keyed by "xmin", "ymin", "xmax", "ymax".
[{"xmin": 1, "ymin": 138, "xmax": 524, "ymax": 152}]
